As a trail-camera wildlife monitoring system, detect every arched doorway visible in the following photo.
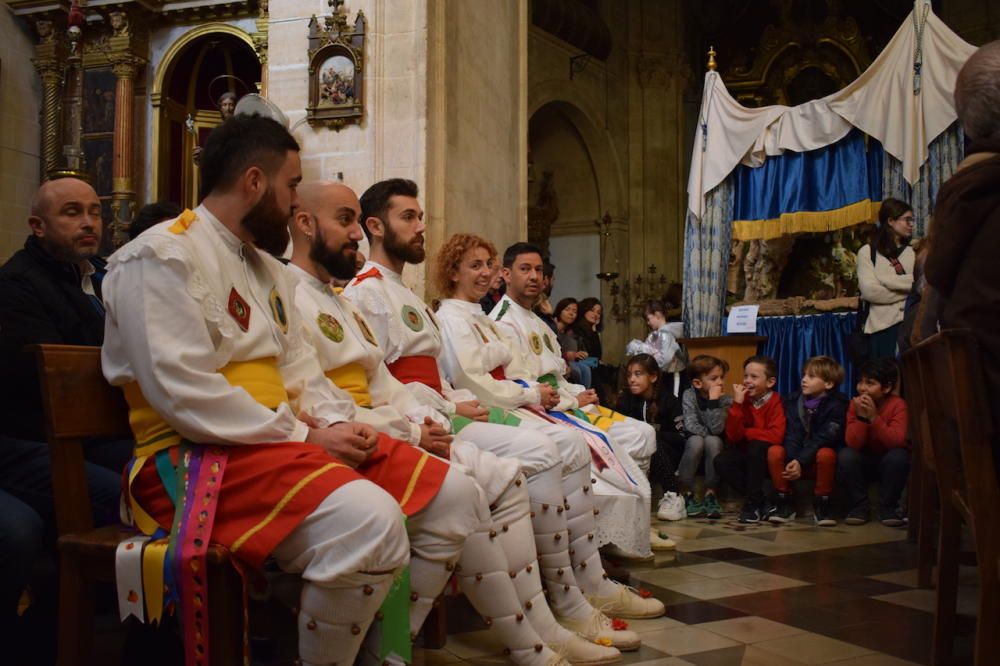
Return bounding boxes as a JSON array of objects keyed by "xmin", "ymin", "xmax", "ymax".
[{"xmin": 151, "ymin": 26, "xmax": 261, "ymax": 209}]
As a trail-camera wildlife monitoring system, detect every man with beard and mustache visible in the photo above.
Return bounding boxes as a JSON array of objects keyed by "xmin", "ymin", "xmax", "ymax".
[
  {"xmin": 344, "ymin": 179, "xmax": 660, "ymax": 635},
  {"xmin": 101, "ymin": 115, "xmax": 491, "ymax": 666},
  {"xmin": 287, "ymin": 181, "xmax": 616, "ymax": 665}
]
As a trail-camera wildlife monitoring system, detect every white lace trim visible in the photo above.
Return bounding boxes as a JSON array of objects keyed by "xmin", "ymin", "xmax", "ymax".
[{"xmin": 109, "ymin": 235, "xmax": 240, "ymax": 343}]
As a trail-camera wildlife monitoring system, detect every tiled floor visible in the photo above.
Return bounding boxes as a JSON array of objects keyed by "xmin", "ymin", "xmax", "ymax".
[{"xmin": 413, "ymin": 512, "xmax": 980, "ymax": 666}]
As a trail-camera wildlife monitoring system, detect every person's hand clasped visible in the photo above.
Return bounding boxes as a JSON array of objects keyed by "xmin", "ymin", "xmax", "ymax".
[
  {"xmin": 783, "ymin": 459, "xmax": 802, "ymax": 481},
  {"xmin": 456, "ymin": 400, "xmax": 489, "ymax": 422},
  {"xmin": 419, "ymin": 416, "xmax": 453, "ymax": 459},
  {"xmin": 307, "ymin": 420, "xmax": 378, "ymax": 469},
  {"xmin": 854, "ymin": 395, "xmax": 877, "ymax": 421},
  {"xmin": 576, "ymin": 389, "xmax": 599, "ymax": 407},
  {"xmin": 537, "ymin": 383, "xmax": 561, "ymax": 410}
]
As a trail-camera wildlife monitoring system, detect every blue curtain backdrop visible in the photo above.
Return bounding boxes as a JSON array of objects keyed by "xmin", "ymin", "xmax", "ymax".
[
  {"xmin": 723, "ymin": 312, "xmax": 858, "ymax": 396},
  {"xmin": 733, "ymin": 129, "xmax": 884, "ymax": 224}
]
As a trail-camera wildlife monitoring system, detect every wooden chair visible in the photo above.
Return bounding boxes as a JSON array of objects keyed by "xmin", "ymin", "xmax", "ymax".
[
  {"xmin": 901, "ymin": 330, "xmax": 1000, "ymax": 666},
  {"xmin": 32, "ymin": 344, "xmax": 244, "ymax": 666},
  {"xmin": 900, "ymin": 352, "xmax": 939, "ymax": 589}
]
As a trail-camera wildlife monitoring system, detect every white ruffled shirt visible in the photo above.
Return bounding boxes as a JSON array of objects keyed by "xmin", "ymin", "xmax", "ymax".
[{"xmin": 101, "ymin": 205, "xmax": 354, "ymax": 445}]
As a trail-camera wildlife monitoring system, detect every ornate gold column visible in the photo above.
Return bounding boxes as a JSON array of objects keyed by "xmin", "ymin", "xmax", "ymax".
[
  {"xmin": 252, "ymin": 0, "xmax": 269, "ymax": 94},
  {"xmin": 110, "ymin": 55, "xmax": 141, "ymax": 246},
  {"xmin": 32, "ymin": 20, "xmax": 64, "ymax": 181}
]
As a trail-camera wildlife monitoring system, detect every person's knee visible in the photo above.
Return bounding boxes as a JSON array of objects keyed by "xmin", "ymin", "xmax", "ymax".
[
  {"xmin": 704, "ymin": 436, "xmax": 724, "ymax": 454},
  {"xmin": 339, "ymin": 481, "xmax": 409, "ymax": 570},
  {"xmin": 0, "ymin": 499, "xmax": 44, "ymax": 567},
  {"xmin": 767, "ymin": 445, "xmax": 786, "ymax": 465},
  {"xmin": 881, "ymin": 448, "xmax": 910, "ymax": 471},
  {"xmin": 816, "ymin": 448, "xmax": 837, "ymax": 466},
  {"xmin": 838, "ymin": 446, "xmax": 861, "ymax": 469},
  {"xmin": 516, "ymin": 430, "xmax": 562, "ymax": 475},
  {"xmin": 686, "ymin": 436, "xmax": 705, "ymax": 455}
]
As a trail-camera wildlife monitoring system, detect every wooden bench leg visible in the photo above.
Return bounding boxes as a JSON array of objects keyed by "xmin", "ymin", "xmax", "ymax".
[
  {"xmin": 56, "ymin": 555, "xmax": 93, "ymax": 666},
  {"xmin": 421, "ymin": 594, "xmax": 447, "ymax": 650},
  {"xmin": 917, "ymin": 472, "xmax": 937, "ymax": 589},
  {"xmin": 932, "ymin": 503, "xmax": 960, "ymax": 666},
  {"xmin": 209, "ymin": 562, "xmax": 246, "ymax": 666},
  {"xmin": 973, "ymin": 551, "xmax": 1000, "ymax": 666}
]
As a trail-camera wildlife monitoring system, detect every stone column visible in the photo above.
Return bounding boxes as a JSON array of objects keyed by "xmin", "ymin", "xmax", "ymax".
[
  {"xmin": 110, "ymin": 56, "xmax": 140, "ymax": 246},
  {"xmin": 253, "ymin": 1, "xmax": 269, "ymax": 94}
]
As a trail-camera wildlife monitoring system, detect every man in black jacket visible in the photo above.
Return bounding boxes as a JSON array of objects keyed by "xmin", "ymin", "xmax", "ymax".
[{"xmin": 0, "ymin": 177, "xmax": 127, "ymax": 661}]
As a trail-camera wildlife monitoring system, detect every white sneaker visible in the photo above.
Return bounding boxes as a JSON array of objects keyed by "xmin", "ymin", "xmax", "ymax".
[
  {"xmin": 656, "ymin": 491, "xmax": 686, "ymax": 521},
  {"xmin": 650, "ymin": 528, "xmax": 676, "ymax": 551}
]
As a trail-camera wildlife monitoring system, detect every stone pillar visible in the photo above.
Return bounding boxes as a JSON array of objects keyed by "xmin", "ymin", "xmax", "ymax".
[
  {"xmin": 32, "ymin": 20, "xmax": 63, "ymax": 182},
  {"xmin": 110, "ymin": 56, "xmax": 140, "ymax": 246},
  {"xmin": 253, "ymin": 1, "xmax": 270, "ymax": 94}
]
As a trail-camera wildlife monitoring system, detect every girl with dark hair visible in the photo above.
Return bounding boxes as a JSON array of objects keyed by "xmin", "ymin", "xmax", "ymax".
[
  {"xmin": 553, "ymin": 297, "xmax": 592, "ymax": 388},
  {"xmin": 856, "ymin": 198, "xmax": 915, "ymax": 359},
  {"xmin": 626, "ymin": 300, "xmax": 686, "ymax": 396},
  {"xmin": 615, "ymin": 354, "xmax": 684, "ymax": 551},
  {"xmin": 574, "ymin": 298, "xmax": 617, "ymax": 403}
]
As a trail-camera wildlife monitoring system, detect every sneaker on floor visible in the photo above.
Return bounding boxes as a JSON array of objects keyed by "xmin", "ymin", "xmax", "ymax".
[
  {"xmin": 879, "ymin": 507, "xmax": 907, "ymax": 527},
  {"xmin": 844, "ymin": 506, "xmax": 869, "ymax": 525},
  {"xmin": 684, "ymin": 493, "xmax": 704, "ymax": 517},
  {"xmin": 738, "ymin": 501, "xmax": 761, "ymax": 524},
  {"xmin": 547, "ymin": 628, "xmax": 624, "ymax": 664},
  {"xmin": 702, "ymin": 492, "xmax": 722, "ymax": 519},
  {"xmin": 813, "ymin": 495, "xmax": 837, "ymax": 526},
  {"xmin": 650, "ymin": 528, "xmax": 676, "ymax": 551},
  {"xmin": 586, "ymin": 582, "xmax": 665, "ymax": 619},
  {"xmin": 557, "ymin": 608, "xmax": 640, "ymax": 652},
  {"xmin": 656, "ymin": 491, "xmax": 686, "ymax": 521},
  {"xmin": 768, "ymin": 492, "xmax": 796, "ymax": 523}
]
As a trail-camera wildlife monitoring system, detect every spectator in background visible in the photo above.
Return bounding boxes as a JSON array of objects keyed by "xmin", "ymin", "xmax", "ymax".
[
  {"xmin": 479, "ymin": 261, "xmax": 505, "ymax": 314},
  {"xmin": 925, "ymin": 40, "xmax": 1000, "ymax": 481},
  {"xmin": 554, "ymin": 297, "xmax": 591, "ymax": 388},
  {"xmin": 534, "ymin": 259, "xmax": 557, "ymax": 332},
  {"xmin": 856, "ymin": 198, "xmax": 915, "ymax": 360},
  {"xmin": 574, "ymin": 297, "xmax": 617, "ymax": 403},
  {"xmin": 626, "ymin": 299, "xmax": 686, "ymax": 396},
  {"xmin": 129, "ymin": 201, "xmax": 183, "ymax": 240}
]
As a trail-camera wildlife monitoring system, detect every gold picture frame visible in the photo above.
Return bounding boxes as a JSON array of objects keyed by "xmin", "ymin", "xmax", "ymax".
[{"xmin": 306, "ymin": 7, "xmax": 366, "ymax": 131}]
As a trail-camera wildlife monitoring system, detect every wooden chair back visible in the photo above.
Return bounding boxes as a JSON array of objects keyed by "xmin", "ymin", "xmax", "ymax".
[{"xmin": 31, "ymin": 344, "xmax": 132, "ymax": 537}]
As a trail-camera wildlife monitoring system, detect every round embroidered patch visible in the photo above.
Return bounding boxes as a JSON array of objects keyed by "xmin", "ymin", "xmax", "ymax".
[
  {"xmin": 317, "ymin": 313, "xmax": 344, "ymax": 343},
  {"xmin": 269, "ymin": 287, "xmax": 288, "ymax": 334},
  {"xmin": 353, "ymin": 311, "xmax": 378, "ymax": 346},
  {"xmin": 401, "ymin": 305, "xmax": 425, "ymax": 332},
  {"xmin": 530, "ymin": 332, "xmax": 543, "ymax": 355},
  {"xmin": 543, "ymin": 333, "xmax": 554, "ymax": 352}
]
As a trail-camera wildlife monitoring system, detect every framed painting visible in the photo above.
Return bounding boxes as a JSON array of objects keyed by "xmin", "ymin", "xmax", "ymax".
[{"xmin": 306, "ymin": 9, "xmax": 366, "ymax": 130}]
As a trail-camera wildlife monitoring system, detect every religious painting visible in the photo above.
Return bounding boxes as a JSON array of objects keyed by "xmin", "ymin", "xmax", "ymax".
[
  {"xmin": 82, "ymin": 137, "xmax": 113, "ymax": 196},
  {"xmin": 306, "ymin": 8, "xmax": 366, "ymax": 130},
  {"xmin": 83, "ymin": 68, "xmax": 117, "ymax": 134}
]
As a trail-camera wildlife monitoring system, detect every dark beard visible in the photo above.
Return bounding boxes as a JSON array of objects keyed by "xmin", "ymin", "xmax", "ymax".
[
  {"xmin": 309, "ymin": 227, "xmax": 359, "ymax": 280},
  {"xmin": 243, "ymin": 187, "xmax": 291, "ymax": 256},
  {"xmin": 383, "ymin": 221, "xmax": 425, "ymax": 264}
]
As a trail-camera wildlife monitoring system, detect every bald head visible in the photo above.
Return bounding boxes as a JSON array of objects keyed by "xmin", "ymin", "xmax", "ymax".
[
  {"xmin": 955, "ymin": 41, "xmax": 1000, "ymax": 141},
  {"xmin": 289, "ymin": 181, "xmax": 364, "ymax": 282},
  {"xmin": 28, "ymin": 177, "xmax": 102, "ymax": 264}
]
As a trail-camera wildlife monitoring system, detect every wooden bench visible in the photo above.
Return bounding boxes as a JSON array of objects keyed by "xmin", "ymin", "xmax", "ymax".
[{"xmin": 33, "ymin": 344, "xmax": 243, "ymax": 666}]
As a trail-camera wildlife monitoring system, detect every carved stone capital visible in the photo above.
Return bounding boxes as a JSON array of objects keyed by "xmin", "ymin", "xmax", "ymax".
[
  {"xmin": 110, "ymin": 55, "xmax": 143, "ymax": 80},
  {"xmin": 33, "ymin": 57, "xmax": 63, "ymax": 82}
]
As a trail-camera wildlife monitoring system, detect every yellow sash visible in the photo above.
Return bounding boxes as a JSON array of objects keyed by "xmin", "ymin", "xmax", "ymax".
[
  {"xmin": 582, "ymin": 405, "xmax": 627, "ymax": 432},
  {"xmin": 122, "ymin": 357, "xmax": 289, "ymax": 457},
  {"xmin": 324, "ymin": 362, "xmax": 372, "ymax": 408}
]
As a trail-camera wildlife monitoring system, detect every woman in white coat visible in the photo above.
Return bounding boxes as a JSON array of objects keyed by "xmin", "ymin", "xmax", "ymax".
[{"xmin": 857, "ymin": 198, "xmax": 915, "ymax": 360}]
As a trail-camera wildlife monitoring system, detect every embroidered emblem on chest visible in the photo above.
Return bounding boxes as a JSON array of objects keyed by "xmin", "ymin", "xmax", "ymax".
[
  {"xmin": 353, "ymin": 311, "xmax": 379, "ymax": 346},
  {"xmin": 317, "ymin": 313, "xmax": 344, "ymax": 343},
  {"xmin": 543, "ymin": 333, "xmax": 554, "ymax": 352},
  {"xmin": 269, "ymin": 287, "xmax": 289, "ymax": 334},
  {"xmin": 529, "ymin": 332, "xmax": 543, "ymax": 355},
  {"xmin": 401, "ymin": 305, "xmax": 425, "ymax": 332},
  {"xmin": 472, "ymin": 323, "xmax": 489, "ymax": 344},
  {"xmin": 227, "ymin": 287, "xmax": 251, "ymax": 332}
]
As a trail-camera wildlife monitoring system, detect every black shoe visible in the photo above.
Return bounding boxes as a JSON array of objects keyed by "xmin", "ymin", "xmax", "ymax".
[
  {"xmin": 879, "ymin": 507, "xmax": 906, "ymax": 527},
  {"xmin": 768, "ymin": 492, "xmax": 796, "ymax": 523},
  {"xmin": 813, "ymin": 495, "xmax": 837, "ymax": 526},
  {"xmin": 739, "ymin": 501, "xmax": 762, "ymax": 523},
  {"xmin": 845, "ymin": 506, "xmax": 870, "ymax": 525}
]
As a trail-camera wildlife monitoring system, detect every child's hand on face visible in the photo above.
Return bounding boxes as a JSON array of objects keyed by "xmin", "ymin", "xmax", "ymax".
[
  {"xmin": 854, "ymin": 395, "xmax": 877, "ymax": 420},
  {"xmin": 783, "ymin": 459, "xmax": 801, "ymax": 480},
  {"xmin": 708, "ymin": 384, "xmax": 724, "ymax": 400},
  {"xmin": 732, "ymin": 384, "xmax": 747, "ymax": 404}
]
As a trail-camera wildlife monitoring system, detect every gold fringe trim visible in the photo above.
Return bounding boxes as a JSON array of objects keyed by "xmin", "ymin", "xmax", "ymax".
[{"xmin": 732, "ymin": 199, "xmax": 881, "ymax": 241}]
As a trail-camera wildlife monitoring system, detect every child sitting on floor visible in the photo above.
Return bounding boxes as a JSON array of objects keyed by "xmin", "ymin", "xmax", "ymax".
[
  {"xmin": 838, "ymin": 358, "xmax": 910, "ymax": 526},
  {"xmin": 625, "ymin": 300, "xmax": 686, "ymax": 396},
  {"xmin": 768, "ymin": 356, "xmax": 849, "ymax": 526},
  {"xmin": 678, "ymin": 355, "xmax": 732, "ymax": 519},
  {"xmin": 716, "ymin": 355, "xmax": 787, "ymax": 523},
  {"xmin": 616, "ymin": 353, "xmax": 682, "ymax": 548}
]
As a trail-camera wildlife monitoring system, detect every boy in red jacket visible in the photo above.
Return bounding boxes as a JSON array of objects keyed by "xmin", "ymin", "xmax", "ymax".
[
  {"xmin": 715, "ymin": 355, "xmax": 786, "ymax": 523},
  {"xmin": 838, "ymin": 358, "xmax": 909, "ymax": 526}
]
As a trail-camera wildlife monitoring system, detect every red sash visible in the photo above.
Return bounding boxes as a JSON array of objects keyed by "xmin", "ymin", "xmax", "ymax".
[
  {"xmin": 489, "ymin": 365, "xmax": 507, "ymax": 381},
  {"xmin": 386, "ymin": 355, "xmax": 444, "ymax": 395}
]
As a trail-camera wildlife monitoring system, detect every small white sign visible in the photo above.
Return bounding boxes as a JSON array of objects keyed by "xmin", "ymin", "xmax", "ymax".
[{"xmin": 728, "ymin": 305, "xmax": 759, "ymax": 334}]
